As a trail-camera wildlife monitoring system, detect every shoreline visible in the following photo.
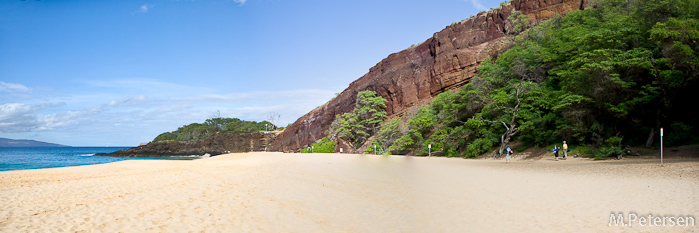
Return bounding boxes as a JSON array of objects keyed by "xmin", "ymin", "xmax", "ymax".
[{"xmin": 2, "ymin": 152, "xmax": 697, "ymax": 232}]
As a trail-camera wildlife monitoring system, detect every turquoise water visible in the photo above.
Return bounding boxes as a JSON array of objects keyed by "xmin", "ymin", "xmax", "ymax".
[{"xmin": 0, "ymin": 147, "xmax": 134, "ymax": 172}]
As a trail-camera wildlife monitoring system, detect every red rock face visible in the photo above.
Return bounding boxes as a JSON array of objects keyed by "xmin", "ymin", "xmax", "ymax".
[{"xmin": 271, "ymin": 0, "xmax": 587, "ymax": 153}]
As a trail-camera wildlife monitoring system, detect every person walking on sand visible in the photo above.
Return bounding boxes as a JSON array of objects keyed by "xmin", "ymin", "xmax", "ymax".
[
  {"xmin": 506, "ymin": 146, "xmax": 513, "ymax": 163},
  {"xmin": 562, "ymin": 141, "xmax": 568, "ymax": 159},
  {"xmin": 553, "ymin": 144, "xmax": 559, "ymax": 161}
]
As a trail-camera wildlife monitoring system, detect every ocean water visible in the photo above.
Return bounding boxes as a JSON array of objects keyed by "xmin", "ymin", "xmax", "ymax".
[{"xmin": 0, "ymin": 147, "xmax": 134, "ymax": 172}]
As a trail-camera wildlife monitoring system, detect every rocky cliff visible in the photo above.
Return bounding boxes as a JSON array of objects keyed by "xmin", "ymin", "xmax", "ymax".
[
  {"xmin": 271, "ymin": 0, "xmax": 587, "ymax": 153},
  {"xmin": 97, "ymin": 131, "xmax": 279, "ymax": 157}
]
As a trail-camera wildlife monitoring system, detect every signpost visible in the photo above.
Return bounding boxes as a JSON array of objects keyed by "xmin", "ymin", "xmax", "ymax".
[
  {"xmin": 374, "ymin": 145, "xmax": 377, "ymax": 155},
  {"xmin": 660, "ymin": 128, "xmax": 664, "ymax": 167},
  {"xmin": 428, "ymin": 144, "xmax": 431, "ymax": 158},
  {"xmin": 312, "ymin": 146, "xmax": 314, "ymax": 153}
]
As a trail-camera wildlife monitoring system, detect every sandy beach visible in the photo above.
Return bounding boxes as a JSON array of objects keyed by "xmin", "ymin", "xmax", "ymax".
[{"xmin": 1, "ymin": 152, "xmax": 697, "ymax": 232}]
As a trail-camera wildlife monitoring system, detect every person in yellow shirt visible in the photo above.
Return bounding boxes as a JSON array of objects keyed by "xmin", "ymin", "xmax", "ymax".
[{"xmin": 562, "ymin": 141, "xmax": 568, "ymax": 159}]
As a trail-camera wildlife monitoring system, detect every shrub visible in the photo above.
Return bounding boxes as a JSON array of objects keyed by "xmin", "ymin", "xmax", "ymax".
[
  {"xmin": 368, "ymin": 117, "xmax": 402, "ymax": 155},
  {"xmin": 465, "ymin": 138, "xmax": 495, "ymax": 158},
  {"xmin": 592, "ymin": 136, "xmax": 623, "ymax": 160},
  {"xmin": 573, "ymin": 146, "xmax": 593, "ymax": 155},
  {"xmin": 665, "ymin": 122, "xmax": 695, "ymax": 146},
  {"xmin": 389, "ymin": 129, "xmax": 422, "ymax": 155},
  {"xmin": 300, "ymin": 137, "xmax": 335, "ymax": 153}
]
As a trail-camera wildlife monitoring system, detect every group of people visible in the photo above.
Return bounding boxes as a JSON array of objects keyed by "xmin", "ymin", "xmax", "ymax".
[
  {"xmin": 553, "ymin": 141, "xmax": 572, "ymax": 161},
  {"xmin": 503, "ymin": 140, "xmax": 572, "ymax": 163}
]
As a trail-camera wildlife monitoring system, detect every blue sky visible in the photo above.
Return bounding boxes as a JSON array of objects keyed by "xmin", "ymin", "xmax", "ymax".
[{"xmin": 0, "ymin": 0, "xmax": 499, "ymax": 146}]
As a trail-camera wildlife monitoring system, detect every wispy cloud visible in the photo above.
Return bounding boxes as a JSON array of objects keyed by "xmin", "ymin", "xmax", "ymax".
[
  {"xmin": 168, "ymin": 89, "xmax": 332, "ymax": 103},
  {"xmin": 233, "ymin": 0, "xmax": 246, "ymax": 6},
  {"xmin": 0, "ymin": 103, "xmax": 63, "ymax": 133},
  {"xmin": 82, "ymin": 78, "xmax": 213, "ymax": 96},
  {"xmin": 1, "ymin": 77, "xmax": 336, "ymax": 145},
  {"xmin": 0, "ymin": 86, "xmax": 333, "ymax": 134},
  {"xmin": 108, "ymin": 95, "xmax": 148, "ymax": 107},
  {"xmin": 467, "ymin": 0, "xmax": 487, "ymax": 11},
  {"xmin": 134, "ymin": 4, "xmax": 154, "ymax": 14},
  {"xmin": 0, "ymin": 81, "xmax": 30, "ymax": 92}
]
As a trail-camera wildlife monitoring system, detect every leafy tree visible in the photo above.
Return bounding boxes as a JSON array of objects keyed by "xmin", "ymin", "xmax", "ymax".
[
  {"xmin": 333, "ymin": 90, "xmax": 387, "ymax": 149},
  {"xmin": 508, "ymin": 10, "xmax": 530, "ymax": 36},
  {"xmin": 367, "ymin": 117, "xmax": 402, "ymax": 155},
  {"xmin": 471, "ymin": 77, "xmax": 530, "ymax": 157},
  {"xmin": 388, "ymin": 106, "xmax": 436, "ymax": 154}
]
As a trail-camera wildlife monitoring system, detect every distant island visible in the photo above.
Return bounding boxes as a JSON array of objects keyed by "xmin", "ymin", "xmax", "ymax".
[{"xmin": 0, "ymin": 138, "xmax": 68, "ymax": 147}]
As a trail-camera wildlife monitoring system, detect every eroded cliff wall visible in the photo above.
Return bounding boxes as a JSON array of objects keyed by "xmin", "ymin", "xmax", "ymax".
[{"xmin": 271, "ymin": 0, "xmax": 587, "ymax": 153}]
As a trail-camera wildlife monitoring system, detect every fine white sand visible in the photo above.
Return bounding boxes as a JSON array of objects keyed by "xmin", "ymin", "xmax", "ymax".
[{"xmin": 1, "ymin": 152, "xmax": 697, "ymax": 232}]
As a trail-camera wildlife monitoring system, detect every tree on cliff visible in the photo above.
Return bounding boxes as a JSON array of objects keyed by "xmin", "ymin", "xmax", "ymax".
[
  {"xmin": 153, "ymin": 117, "xmax": 276, "ymax": 143},
  {"xmin": 331, "ymin": 90, "xmax": 387, "ymax": 149},
  {"xmin": 388, "ymin": 106, "xmax": 436, "ymax": 155},
  {"xmin": 470, "ymin": 76, "xmax": 531, "ymax": 158},
  {"xmin": 266, "ymin": 110, "xmax": 281, "ymax": 130}
]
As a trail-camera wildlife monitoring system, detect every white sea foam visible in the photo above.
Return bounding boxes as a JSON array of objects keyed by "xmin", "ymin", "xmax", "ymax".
[
  {"xmin": 176, "ymin": 153, "xmax": 211, "ymax": 158},
  {"xmin": 76, "ymin": 153, "xmax": 95, "ymax": 156}
]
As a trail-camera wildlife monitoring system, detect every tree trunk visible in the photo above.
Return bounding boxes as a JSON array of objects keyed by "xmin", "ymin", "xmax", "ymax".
[
  {"xmin": 645, "ymin": 127, "xmax": 655, "ymax": 148},
  {"xmin": 498, "ymin": 128, "xmax": 515, "ymax": 158},
  {"xmin": 498, "ymin": 134, "xmax": 505, "ymax": 157},
  {"xmin": 480, "ymin": 77, "xmax": 523, "ymax": 158}
]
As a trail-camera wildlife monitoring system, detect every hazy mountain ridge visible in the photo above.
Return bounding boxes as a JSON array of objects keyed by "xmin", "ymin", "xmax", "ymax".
[{"xmin": 0, "ymin": 138, "xmax": 68, "ymax": 147}]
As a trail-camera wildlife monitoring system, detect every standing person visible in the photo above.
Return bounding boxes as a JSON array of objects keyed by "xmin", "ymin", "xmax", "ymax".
[
  {"xmin": 562, "ymin": 141, "xmax": 568, "ymax": 159},
  {"xmin": 553, "ymin": 144, "xmax": 559, "ymax": 161},
  {"xmin": 506, "ymin": 146, "xmax": 513, "ymax": 163}
]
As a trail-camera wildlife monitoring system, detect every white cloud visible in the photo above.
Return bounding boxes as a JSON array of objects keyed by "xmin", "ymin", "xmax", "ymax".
[
  {"xmin": 0, "ymin": 76, "xmax": 336, "ymax": 145},
  {"xmin": 233, "ymin": 0, "xmax": 246, "ymax": 6},
  {"xmin": 0, "ymin": 94, "xmax": 150, "ymax": 134},
  {"xmin": 0, "ymin": 103, "xmax": 61, "ymax": 133},
  {"xmin": 109, "ymin": 95, "xmax": 148, "ymax": 106},
  {"xmin": 82, "ymin": 78, "xmax": 214, "ymax": 97},
  {"xmin": 468, "ymin": 0, "xmax": 487, "ymax": 11},
  {"xmin": 36, "ymin": 111, "xmax": 81, "ymax": 131},
  {"xmin": 168, "ymin": 89, "xmax": 332, "ymax": 103},
  {"xmin": 0, "ymin": 81, "xmax": 30, "ymax": 92},
  {"xmin": 134, "ymin": 4, "xmax": 154, "ymax": 14}
]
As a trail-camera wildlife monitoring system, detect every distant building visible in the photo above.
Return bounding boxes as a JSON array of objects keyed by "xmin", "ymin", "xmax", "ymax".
[{"xmin": 140, "ymin": 142, "xmax": 149, "ymax": 146}]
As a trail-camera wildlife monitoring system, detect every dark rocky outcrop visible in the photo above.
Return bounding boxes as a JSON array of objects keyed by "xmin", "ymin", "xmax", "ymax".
[
  {"xmin": 271, "ymin": 0, "xmax": 587, "ymax": 153},
  {"xmin": 96, "ymin": 131, "xmax": 279, "ymax": 158}
]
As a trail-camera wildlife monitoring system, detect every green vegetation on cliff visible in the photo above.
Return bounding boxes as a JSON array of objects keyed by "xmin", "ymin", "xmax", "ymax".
[
  {"xmin": 300, "ymin": 137, "xmax": 336, "ymax": 153},
  {"xmin": 330, "ymin": 90, "xmax": 387, "ymax": 149},
  {"xmin": 368, "ymin": 0, "xmax": 699, "ymax": 158},
  {"xmin": 153, "ymin": 117, "xmax": 276, "ymax": 143}
]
